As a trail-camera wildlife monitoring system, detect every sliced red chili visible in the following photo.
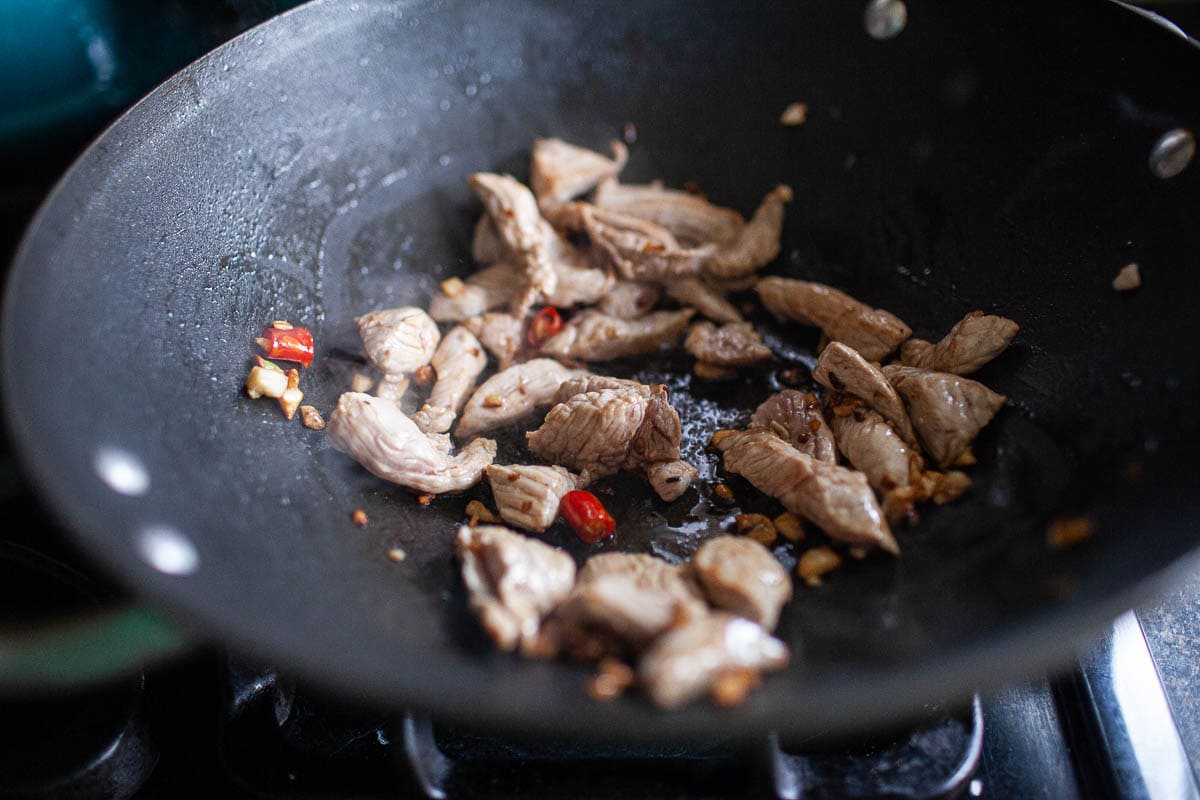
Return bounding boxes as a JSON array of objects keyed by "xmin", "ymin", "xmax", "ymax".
[
  {"xmin": 559, "ymin": 490, "xmax": 616, "ymax": 544},
  {"xmin": 257, "ymin": 325, "xmax": 315, "ymax": 367},
  {"xmin": 527, "ymin": 307, "xmax": 564, "ymax": 347}
]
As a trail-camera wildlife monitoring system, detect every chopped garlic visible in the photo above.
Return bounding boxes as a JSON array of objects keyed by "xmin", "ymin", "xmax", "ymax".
[{"xmin": 246, "ymin": 365, "xmax": 288, "ymax": 399}]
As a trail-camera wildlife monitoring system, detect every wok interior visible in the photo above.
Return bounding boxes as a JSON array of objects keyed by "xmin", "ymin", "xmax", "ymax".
[{"xmin": 4, "ymin": 0, "xmax": 1198, "ymax": 739}]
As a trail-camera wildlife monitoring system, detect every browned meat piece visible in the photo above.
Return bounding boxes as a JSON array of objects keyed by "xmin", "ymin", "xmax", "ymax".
[
  {"xmin": 756, "ymin": 277, "xmax": 912, "ymax": 362},
  {"xmin": 898, "ymin": 338, "xmax": 932, "ymax": 365},
  {"xmin": 557, "ymin": 553, "xmax": 707, "ymax": 654},
  {"xmin": 684, "ymin": 321, "xmax": 772, "ymax": 367},
  {"xmin": 627, "ymin": 384, "xmax": 683, "ymax": 467},
  {"xmin": 553, "ymin": 374, "xmax": 650, "ymax": 405},
  {"xmin": 592, "ymin": 178, "xmax": 745, "ymax": 246},
  {"xmin": 712, "ymin": 428, "xmax": 898, "ymax": 554},
  {"xmin": 704, "ymin": 185, "xmax": 792, "ymax": 280},
  {"xmin": 327, "ymin": 392, "xmax": 495, "ymax": 494},
  {"xmin": 469, "ymin": 173, "xmax": 557, "ymax": 310},
  {"xmin": 898, "ymin": 311, "xmax": 1020, "ymax": 375},
  {"xmin": 545, "ymin": 260, "xmax": 614, "ymax": 308},
  {"xmin": 429, "ymin": 263, "xmax": 518, "ymax": 322},
  {"xmin": 883, "ymin": 365, "xmax": 1006, "ymax": 468},
  {"xmin": 645, "ymin": 460, "xmax": 699, "ymax": 502},
  {"xmin": 540, "ymin": 309, "xmax": 694, "ymax": 362},
  {"xmin": 530, "ymin": 138, "xmax": 628, "ymax": 211},
  {"xmin": 486, "ymin": 464, "xmax": 577, "ymax": 532},
  {"xmin": 463, "ymin": 312, "xmax": 524, "ymax": 369},
  {"xmin": 692, "ymin": 536, "xmax": 791, "ymax": 631},
  {"xmin": 455, "ymin": 524, "xmax": 575, "ymax": 655},
  {"xmin": 750, "ymin": 390, "xmax": 836, "ymax": 463},
  {"xmin": 638, "ymin": 613, "xmax": 789, "ymax": 709},
  {"xmin": 526, "ymin": 389, "xmax": 650, "ymax": 483},
  {"xmin": 829, "ymin": 407, "xmax": 921, "ymax": 493},
  {"xmin": 356, "ymin": 307, "xmax": 441, "ymax": 375},
  {"xmin": 553, "ymin": 202, "xmax": 712, "ymax": 282},
  {"xmin": 412, "ymin": 326, "xmax": 488, "ymax": 434},
  {"xmin": 813, "ymin": 341, "xmax": 917, "ymax": 447},
  {"xmin": 457, "ymin": 359, "xmax": 587, "ymax": 439},
  {"xmin": 471, "ymin": 214, "xmax": 507, "ymax": 264},
  {"xmin": 597, "ymin": 281, "xmax": 661, "ymax": 318},
  {"xmin": 663, "ymin": 277, "xmax": 744, "ymax": 324}
]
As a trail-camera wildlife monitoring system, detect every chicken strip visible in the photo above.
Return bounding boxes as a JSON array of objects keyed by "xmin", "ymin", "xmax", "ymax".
[
  {"xmin": 592, "ymin": 178, "xmax": 745, "ymax": 246},
  {"xmin": 692, "ymin": 535, "xmax": 792, "ymax": 631},
  {"xmin": 471, "ymin": 214, "xmax": 507, "ymax": 265},
  {"xmin": 883, "ymin": 365, "xmax": 1006, "ymax": 468},
  {"xmin": 712, "ymin": 427, "xmax": 898, "ymax": 554},
  {"xmin": 663, "ymin": 277, "xmax": 744, "ymax": 324},
  {"xmin": 627, "ymin": 384, "xmax": 683, "ymax": 468},
  {"xmin": 685, "ymin": 321, "xmax": 772, "ymax": 367},
  {"xmin": 326, "ymin": 392, "xmax": 495, "ymax": 494},
  {"xmin": 429, "ymin": 262, "xmax": 517, "ymax": 322},
  {"xmin": 639, "ymin": 613, "xmax": 789, "ymax": 709},
  {"xmin": 645, "ymin": 460, "xmax": 699, "ymax": 502},
  {"xmin": 486, "ymin": 464, "xmax": 577, "ymax": 533},
  {"xmin": 756, "ymin": 277, "xmax": 911, "ymax": 362},
  {"xmin": 750, "ymin": 390, "xmax": 837, "ymax": 464},
  {"xmin": 457, "ymin": 359, "xmax": 586, "ymax": 439},
  {"xmin": 553, "ymin": 374, "xmax": 651, "ymax": 405},
  {"xmin": 813, "ymin": 341, "xmax": 917, "ymax": 447},
  {"xmin": 540, "ymin": 309, "xmax": 694, "ymax": 362},
  {"xmin": 829, "ymin": 406, "xmax": 920, "ymax": 493},
  {"xmin": 899, "ymin": 311, "xmax": 1020, "ymax": 375},
  {"xmin": 597, "ymin": 281, "xmax": 661, "ymax": 319},
  {"xmin": 412, "ymin": 326, "xmax": 488, "ymax": 434},
  {"xmin": 704, "ymin": 185, "xmax": 792, "ymax": 280},
  {"xmin": 469, "ymin": 173, "xmax": 557, "ymax": 311},
  {"xmin": 526, "ymin": 389, "xmax": 650, "ymax": 484},
  {"xmin": 545, "ymin": 260, "xmax": 615, "ymax": 309},
  {"xmin": 356, "ymin": 307, "xmax": 440, "ymax": 375},
  {"xmin": 554, "ymin": 202, "xmax": 712, "ymax": 282},
  {"xmin": 455, "ymin": 524, "xmax": 575, "ymax": 656},
  {"xmin": 530, "ymin": 137, "xmax": 628, "ymax": 212},
  {"xmin": 464, "ymin": 312, "xmax": 524, "ymax": 370}
]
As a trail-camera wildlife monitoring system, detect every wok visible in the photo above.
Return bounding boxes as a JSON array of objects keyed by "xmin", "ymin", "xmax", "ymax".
[{"xmin": 3, "ymin": 0, "xmax": 1200, "ymax": 742}]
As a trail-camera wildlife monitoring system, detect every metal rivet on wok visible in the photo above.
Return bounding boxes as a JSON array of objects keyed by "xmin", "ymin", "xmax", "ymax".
[
  {"xmin": 137, "ymin": 526, "xmax": 199, "ymax": 576},
  {"xmin": 1149, "ymin": 128, "xmax": 1195, "ymax": 179},
  {"xmin": 865, "ymin": 0, "xmax": 907, "ymax": 40},
  {"xmin": 93, "ymin": 446, "xmax": 150, "ymax": 496}
]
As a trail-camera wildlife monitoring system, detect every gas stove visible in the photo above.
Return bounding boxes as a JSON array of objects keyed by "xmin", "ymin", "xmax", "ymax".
[{"xmin": 2, "ymin": 4, "xmax": 1200, "ymax": 798}]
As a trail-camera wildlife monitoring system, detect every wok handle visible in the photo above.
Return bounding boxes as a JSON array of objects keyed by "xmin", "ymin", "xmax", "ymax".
[{"xmin": 0, "ymin": 604, "xmax": 190, "ymax": 690}]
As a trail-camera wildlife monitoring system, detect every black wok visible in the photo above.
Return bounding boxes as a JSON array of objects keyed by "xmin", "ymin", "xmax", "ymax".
[{"xmin": 3, "ymin": 0, "xmax": 1200, "ymax": 742}]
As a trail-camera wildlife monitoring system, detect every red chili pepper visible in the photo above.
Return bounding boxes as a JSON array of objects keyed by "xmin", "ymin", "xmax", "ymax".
[
  {"xmin": 257, "ymin": 326, "xmax": 315, "ymax": 367},
  {"xmin": 527, "ymin": 307, "xmax": 564, "ymax": 347},
  {"xmin": 559, "ymin": 490, "xmax": 616, "ymax": 544}
]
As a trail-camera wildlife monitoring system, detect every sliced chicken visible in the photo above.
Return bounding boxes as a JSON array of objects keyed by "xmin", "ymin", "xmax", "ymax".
[
  {"xmin": 813, "ymin": 341, "xmax": 917, "ymax": 447},
  {"xmin": 412, "ymin": 326, "xmax": 488, "ymax": 434},
  {"xmin": 704, "ymin": 185, "xmax": 792, "ymax": 280},
  {"xmin": 756, "ymin": 277, "xmax": 911, "ymax": 362},
  {"xmin": 750, "ymin": 390, "xmax": 837, "ymax": 464},
  {"xmin": 464, "ymin": 312, "xmax": 524, "ymax": 370},
  {"xmin": 356, "ymin": 307, "xmax": 441, "ymax": 375},
  {"xmin": 712, "ymin": 427, "xmax": 898, "ymax": 554},
  {"xmin": 883, "ymin": 365, "xmax": 1006, "ymax": 468},
  {"xmin": 597, "ymin": 281, "xmax": 662, "ymax": 319},
  {"xmin": 526, "ymin": 389, "xmax": 651, "ymax": 483},
  {"xmin": 471, "ymin": 214, "xmax": 507, "ymax": 265},
  {"xmin": 327, "ymin": 392, "xmax": 495, "ymax": 494},
  {"xmin": 457, "ymin": 359, "xmax": 586, "ymax": 439},
  {"xmin": 469, "ymin": 173, "xmax": 557, "ymax": 311},
  {"xmin": 645, "ymin": 459, "xmax": 699, "ymax": 502},
  {"xmin": 554, "ymin": 202, "xmax": 712, "ymax": 282},
  {"xmin": 558, "ymin": 553, "xmax": 708, "ymax": 654},
  {"xmin": 374, "ymin": 374, "xmax": 410, "ymax": 407},
  {"xmin": 663, "ymin": 277, "xmax": 744, "ymax": 324},
  {"xmin": 592, "ymin": 179, "xmax": 745, "ymax": 246},
  {"xmin": 692, "ymin": 535, "xmax": 792, "ymax": 631},
  {"xmin": 553, "ymin": 374, "xmax": 651, "ymax": 405},
  {"xmin": 545, "ymin": 260, "xmax": 615, "ymax": 308},
  {"xmin": 540, "ymin": 308, "xmax": 694, "ymax": 362},
  {"xmin": 638, "ymin": 613, "xmax": 789, "ymax": 709},
  {"xmin": 429, "ymin": 262, "xmax": 517, "ymax": 322},
  {"xmin": 530, "ymin": 137, "xmax": 628, "ymax": 211},
  {"xmin": 899, "ymin": 311, "xmax": 1020, "ymax": 375},
  {"xmin": 627, "ymin": 384, "xmax": 683, "ymax": 468},
  {"xmin": 829, "ymin": 406, "xmax": 920, "ymax": 493},
  {"xmin": 455, "ymin": 524, "xmax": 575, "ymax": 655},
  {"xmin": 685, "ymin": 321, "xmax": 772, "ymax": 367},
  {"xmin": 486, "ymin": 464, "xmax": 577, "ymax": 533}
]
